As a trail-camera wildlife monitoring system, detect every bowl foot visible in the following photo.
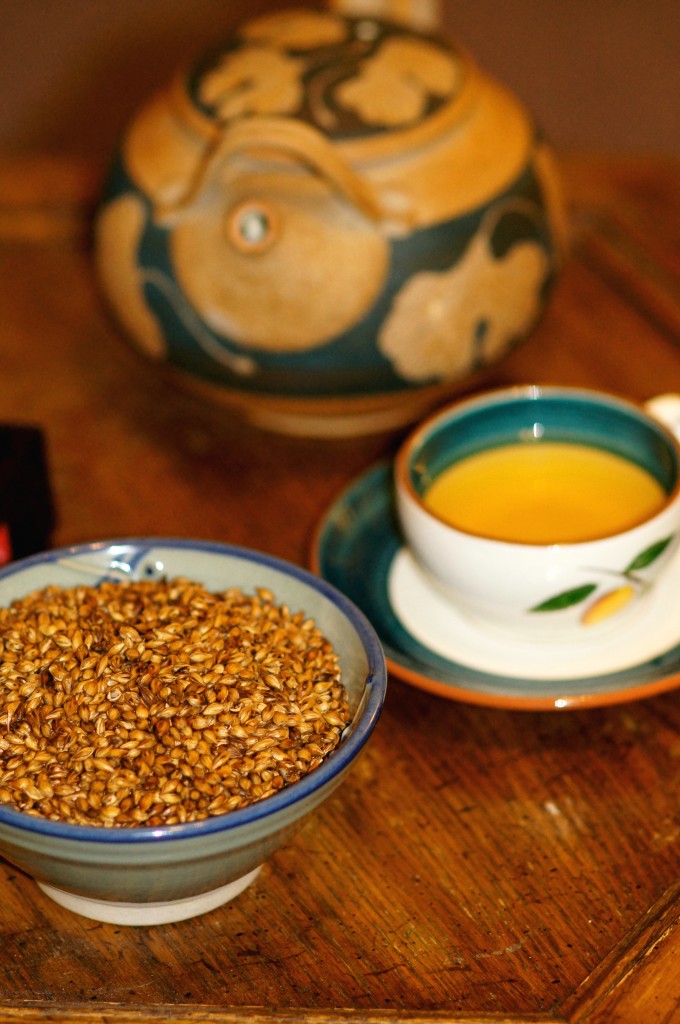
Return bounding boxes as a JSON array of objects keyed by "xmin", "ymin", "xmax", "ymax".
[{"xmin": 37, "ymin": 865, "xmax": 262, "ymax": 926}]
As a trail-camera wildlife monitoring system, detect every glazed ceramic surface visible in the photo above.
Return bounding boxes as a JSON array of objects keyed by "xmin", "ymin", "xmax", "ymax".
[
  {"xmin": 0, "ymin": 539, "xmax": 386, "ymax": 925},
  {"xmin": 395, "ymin": 386, "xmax": 680, "ymax": 637},
  {"xmin": 313, "ymin": 461, "xmax": 680, "ymax": 710},
  {"xmin": 94, "ymin": 7, "xmax": 564, "ymax": 435}
]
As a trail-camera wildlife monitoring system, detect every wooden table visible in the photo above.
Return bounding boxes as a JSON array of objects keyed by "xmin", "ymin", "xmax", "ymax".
[{"xmin": 0, "ymin": 153, "xmax": 679, "ymax": 1024}]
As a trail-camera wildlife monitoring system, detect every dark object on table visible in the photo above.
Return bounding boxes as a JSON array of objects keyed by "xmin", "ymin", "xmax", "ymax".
[{"xmin": 0, "ymin": 425, "xmax": 55, "ymax": 563}]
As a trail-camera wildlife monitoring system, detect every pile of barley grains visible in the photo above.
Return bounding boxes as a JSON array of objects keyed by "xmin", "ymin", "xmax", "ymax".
[{"xmin": 0, "ymin": 578, "xmax": 350, "ymax": 827}]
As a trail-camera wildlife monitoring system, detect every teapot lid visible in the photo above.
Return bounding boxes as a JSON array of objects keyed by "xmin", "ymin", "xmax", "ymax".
[
  {"xmin": 126, "ymin": 7, "xmax": 534, "ymax": 224},
  {"xmin": 173, "ymin": 7, "xmax": 479, "ymax": 161}
]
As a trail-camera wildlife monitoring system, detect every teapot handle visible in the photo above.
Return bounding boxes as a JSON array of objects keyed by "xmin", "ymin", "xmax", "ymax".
[{"xmin": 156, "ymin": 115, "xmax": 386, "ymax": 225}]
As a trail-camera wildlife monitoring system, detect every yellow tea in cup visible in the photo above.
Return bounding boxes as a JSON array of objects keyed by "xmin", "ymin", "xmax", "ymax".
[{"xmin": 424, "ymin": 441, "xmax": 667, "ymax": 544}]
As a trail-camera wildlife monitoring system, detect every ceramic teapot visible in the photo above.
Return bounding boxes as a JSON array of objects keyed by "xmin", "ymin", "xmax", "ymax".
[{"xmin": 94, "ymin": 7, "xmax": 565, "ymax": 436}]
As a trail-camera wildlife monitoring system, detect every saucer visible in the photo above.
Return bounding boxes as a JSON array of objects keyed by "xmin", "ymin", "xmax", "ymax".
[{"xmin": 311, "ymin": 462, "xmax": 680, "ymax": 710}]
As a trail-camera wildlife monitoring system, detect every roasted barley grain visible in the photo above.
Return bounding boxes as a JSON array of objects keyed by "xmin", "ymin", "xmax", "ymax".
[{"xmin": 0, "ymin": 579, "xmax": 349, "ymax": 827}]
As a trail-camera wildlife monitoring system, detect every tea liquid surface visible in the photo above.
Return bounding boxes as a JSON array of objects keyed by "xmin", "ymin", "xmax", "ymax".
[{"xmin": 424, "ymin": 441, "xmax": 666, "ymax": 544}]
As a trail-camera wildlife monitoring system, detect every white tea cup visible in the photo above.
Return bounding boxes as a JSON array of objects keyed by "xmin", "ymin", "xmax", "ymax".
[{"xmin": 395, "ymin": 385, "xmax": 680, "ymax": 637}]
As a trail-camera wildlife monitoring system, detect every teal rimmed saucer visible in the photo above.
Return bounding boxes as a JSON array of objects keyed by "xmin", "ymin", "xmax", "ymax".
[{"xmin": 311, "ymin": 462, "xmax": 680, "ymax": 710}]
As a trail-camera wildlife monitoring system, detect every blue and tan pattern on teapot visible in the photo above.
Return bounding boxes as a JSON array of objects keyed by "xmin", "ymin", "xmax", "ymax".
[{"xmin": 95, "ymin": 8, "xmax": 564, "ymax": 434}]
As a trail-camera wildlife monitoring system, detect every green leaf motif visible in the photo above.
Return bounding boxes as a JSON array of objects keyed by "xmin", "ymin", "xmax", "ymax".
[
  {"xmin": 625, "ymin": 535, "xmax": 674, "ymax": 574},
  {"xmin": 530, "ymin": 584, "xmax": 598, "ymax": 613}
]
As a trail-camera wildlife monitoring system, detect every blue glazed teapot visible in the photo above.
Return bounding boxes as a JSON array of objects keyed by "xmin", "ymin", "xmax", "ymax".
[{"xmin": 94, "ymin": 7, "xmax": 565, "ymax": 435}]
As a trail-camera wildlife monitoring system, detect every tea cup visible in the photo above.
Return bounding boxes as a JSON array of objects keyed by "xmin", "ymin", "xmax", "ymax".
[{"xmin": 394, "ymin": 385, "xmax": 680, "ymax": 637}]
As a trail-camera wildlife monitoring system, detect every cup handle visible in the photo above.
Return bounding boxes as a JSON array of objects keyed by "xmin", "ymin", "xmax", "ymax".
[{"xmin": 644, "ymin": 393, "xmax": 680, "ymax": 440}]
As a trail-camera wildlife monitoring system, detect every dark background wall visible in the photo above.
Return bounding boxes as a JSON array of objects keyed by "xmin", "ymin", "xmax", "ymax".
[{"xmin": 0, "ymin": 0, "xmax": 677, "ymax": 163}]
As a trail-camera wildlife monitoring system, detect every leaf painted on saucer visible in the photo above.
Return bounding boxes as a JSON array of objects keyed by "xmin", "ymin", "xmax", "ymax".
[
  {"xmin": 625, "ymin": 536, "xmax": 673, "ymax": 574},
  {"xmin": 530, "ymin": 584, "xmax": 597, "ymax": 613}
]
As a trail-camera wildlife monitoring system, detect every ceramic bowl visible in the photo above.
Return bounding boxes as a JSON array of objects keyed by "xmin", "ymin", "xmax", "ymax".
[{"xmin": 0, "ymin": 538, "xmax": 386, "ymax": 925}]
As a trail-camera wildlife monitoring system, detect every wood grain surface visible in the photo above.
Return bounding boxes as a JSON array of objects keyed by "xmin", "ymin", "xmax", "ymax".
[{"xmin": 0, "ymin": 153, "xmax": 679, "ymax": 1023}]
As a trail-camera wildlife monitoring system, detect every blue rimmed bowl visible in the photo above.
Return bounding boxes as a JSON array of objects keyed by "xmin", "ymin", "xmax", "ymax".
[{"xmin": 0, "ymin": 538, "xmax": 387, "ymax": 925}]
